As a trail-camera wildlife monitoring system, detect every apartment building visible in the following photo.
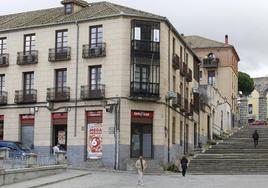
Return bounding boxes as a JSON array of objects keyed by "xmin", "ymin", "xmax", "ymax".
[
  {"xmin": 0, "ymin": 0, "xmax": 200, "ymax": 169},
  {"xmin": 184, "ymin": 35, "xmax": 239, "ymax": 140}
]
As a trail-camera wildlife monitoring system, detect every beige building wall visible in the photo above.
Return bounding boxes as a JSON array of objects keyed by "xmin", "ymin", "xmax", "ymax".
[{"xmin": 248, "ymin": 90, "xmax": 259, "ymax": 120}]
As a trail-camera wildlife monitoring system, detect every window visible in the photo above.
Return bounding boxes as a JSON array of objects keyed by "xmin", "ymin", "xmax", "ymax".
[
  {"xmin": 199, "ymin": 71, "xmax": 203, "ymax": 80},
  {"xmin": 180, "ymin": 121, "xmax": 183, "ymax": 146},
  {"xmin": 23, "ymin": 72, "xmax": 34, "ymax": 94},
  {"xmin": 0, "ymin": 75, "xmax": 5, "ymax": 92},
  {"xmin": 56, "ymin": 30, "xmax": 68, "ymax": 52},
  {"xmin": 90, "ymin": 26, "xmax": 103, "ymax": 48},
  {"xmin": 172, "ymin": 117, "xmax": 176, "ymax": 144},
  {"xmin": 65, "ymin": 3, "xmax": 73, "ymax": 14},
  {"xmin": 89, "ymin": 66, "xmax": 102, "ymax": 90},
  {"xmin": 131, "ymin": 20, "xmax": 160, "ymax": 42},
  {"xmin": 24, "ymin": 34, "xmax": 35, "ymax": 54},
  {"xmin": 134, "ymin": 64, "xmax": 150, "ymax": 91},
  {"xmin": 56, "ymin": 69, "xmax": 67, "ymax": 89},
  {"xmin": 172, "ymin": 37, "xmax": 175, "ymax": 55},
  {"xmin": 186, "ymin": 53, "xmax": 188, "ymax": 64},
  {"xmin": 208, "ymin": 70, "xmax": 216, "ymax": 85},
  {"xmin": 173, "ymin": 76, "xmax": 176, "ymax": 91},
  {"xmin": 134, "ymin": 27, "xmax": 141, "ymax": 40},
  {"xmin": 0, "ymin": 38, "xmax": 7, "ymax": 55},
  {"xmin": 248, "ymin": 104, "xmax": 253, "ymax": 114},
  {"xmin": 153, "ymin": 29, "xmax": 160, "ymax": 42},
  {"xmin": 180, "ymin": 46, "xmax": 183, "ymax": 63}
]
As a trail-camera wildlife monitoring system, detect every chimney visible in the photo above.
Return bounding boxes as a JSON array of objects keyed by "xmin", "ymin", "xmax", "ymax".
[{"xmin": 225, "ymin": 35, "xmax": 229, "ymax": 45}]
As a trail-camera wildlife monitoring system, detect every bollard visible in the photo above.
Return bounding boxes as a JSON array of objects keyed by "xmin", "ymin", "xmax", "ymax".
[
  {"xmin": 0, "ymin": 147, "xmax": 10, "ymax": 159},
  {"xmin": 26, "ymin": 153, "xmax": 38, "ymax": 168},
  {"xmin": 55, "ymin": 151, "xmax": 67, "ymax": 165}
]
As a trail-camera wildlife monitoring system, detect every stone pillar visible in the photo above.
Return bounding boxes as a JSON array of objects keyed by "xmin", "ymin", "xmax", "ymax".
[
  {"xmin": 239, "ymin": 96, "xmax": 248, "ymax": 127},
  {"xmin": 259, "ymin": 96, "xmax": 267, "ymax": 121},
  {"xmin": 56, "ymin": 151, "xmax": 67, "ymax": 165},
  {"xmin": 26, "ymin": 153, "xmax": 38, "ymax": 168},
  {"xmin": 0, "ymin": 147, "xmax": 10, "ymax": 159}
]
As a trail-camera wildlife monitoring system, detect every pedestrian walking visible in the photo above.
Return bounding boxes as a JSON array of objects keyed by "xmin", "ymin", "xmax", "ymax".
[
  {"xmin": 135, "ymin": 156, "xmax": 147, "ymax": 186},
  {"xmin": 252, "ymin": 130, "xmax": 259, "ymax": 148},
  {"xmin": 180, "ymin": 156, "xmax": 188, "ymax": 176}
]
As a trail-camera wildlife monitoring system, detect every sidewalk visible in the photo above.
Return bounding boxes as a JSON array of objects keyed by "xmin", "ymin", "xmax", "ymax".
[{"xmin": 2, "ymin": 170, "xmax": 91, "ymax": 188}]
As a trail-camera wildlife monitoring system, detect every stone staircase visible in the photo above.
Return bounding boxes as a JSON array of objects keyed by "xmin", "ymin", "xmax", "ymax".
[{"xmin": 188, "ymin": 125, "xmax": 268, "ymax": 174}]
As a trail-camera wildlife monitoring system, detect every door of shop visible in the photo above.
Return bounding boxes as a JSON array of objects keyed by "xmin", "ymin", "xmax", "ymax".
[
  {"xmin": 131, "ymin": 111, "xmax": 153, "ymax": 158},
  {"xmin": 52, "ymin": 113, "xmax": 68, "ymax": 151},
  {"xmin": 20, "ymin": 114, "xmax": 34, "ymax": 149}
]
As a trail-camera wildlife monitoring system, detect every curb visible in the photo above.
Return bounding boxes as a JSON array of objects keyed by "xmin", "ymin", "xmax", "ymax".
[{"xmin": 29, "ymin": 172, "xmax": 92, "ymax": 188}]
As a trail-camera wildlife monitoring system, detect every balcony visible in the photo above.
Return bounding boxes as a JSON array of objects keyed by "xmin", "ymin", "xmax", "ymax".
[
  {"xmin": 131, "ymin": 40, "xmax": 160, "ymax": 58},
  {"xmin": 130, "ymin": 82, "xmax": 160, "ymax": 100},
  {"xmin": 172, "ymin": 54, "xmax": 180, "ymax": 70},
  {"xmin": 82, "ymin": 43, "xmax": 106, "ymax": 58},
  {"xmin": 14, "ymin": 89, "xmax": 37, "ymax": 104},
  {"xmin": 48, "ymin": 47, "xmax": 71, "ymax": 62},
  {"xmin": 81, "ymin": 84, "xmax": 105, "ymax": 100},
  {"xmin": 0, "ymin": 54, "xmax": 9, "ymax": 67},
  {"xmin": 180, "ymin": 62, "xmax": 188, "ymax": 76},
  {"xmin": 0, "ymin": 91, "xmax": 7, "ymax": 105},
  {"xmin": 187, "ymin": 102, "xmax": 194, "ymax": 116},
  {"xmin": 186, "ymin": 69, "xmax": 192, "ymax": 82},
  {"xmin": 47, "ymin": 87, "xmax": 70, "ymax": 102},
  {"xmin": 17, "ymin": 51, "xmax": 38, "ymax": 65},
  {"xmin": 172, "ymin": 93, "xmax": 182, "ymax": 108},
  {"xmin": 202, "ymin": 57, "xmax": 219, "ymax": 68}
]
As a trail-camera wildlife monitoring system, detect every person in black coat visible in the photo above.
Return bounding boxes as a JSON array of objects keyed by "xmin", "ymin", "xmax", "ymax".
[
  {"xmin": 252, "ymin": 130, "xmax": 259, "ymax": 148},
  {"xmin": 180, "ymin": 156, "xmax": 188, "ymax": 176}
]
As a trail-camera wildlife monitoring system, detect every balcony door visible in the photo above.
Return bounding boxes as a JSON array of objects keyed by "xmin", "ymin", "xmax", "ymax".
[
  {"xmin": 134, "ymin": 64, "xmax": 149, "ymax": 94},
  {"xmin": 24, "ymin": 34, "xmax": 35, "ymax": 55},
  {"xmin": 90, "ymin": 26, "xmax": 103, "ymax": 48},
  {"xmin": 89, "ymin": 66, "xmax": 101, "ymax": 94},
  {"xmin": 23, "ymin": 72, "xmax": 34, "ymax": 94},
  {"xmin": 0, "ymin": 75, "xmax": 5, "ymax": 93},
  {"xmin": 56, "ymin": 30, "xmax": 68, "ymax": 58},
  {"xmin": 55, "ymin": 69, "xmax": 67, "ymax": 99},
  {"xmin": 0, "ymin": 38, "xmax": 6, "ymax": 56}
]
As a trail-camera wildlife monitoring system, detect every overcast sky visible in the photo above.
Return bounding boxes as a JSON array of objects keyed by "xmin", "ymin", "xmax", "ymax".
[{"xmin": 0, "ymin": 0, "xmax": 267, "ymax": 78}]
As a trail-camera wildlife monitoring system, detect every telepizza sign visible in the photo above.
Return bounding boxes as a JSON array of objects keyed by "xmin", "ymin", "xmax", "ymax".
[
  {"xmin": 87, "ymin": 123, "xmax": 102, "ymax": 159},
  {"xmin": 131, "ymin": 111, "xmax": 154, "ymax": 119}
]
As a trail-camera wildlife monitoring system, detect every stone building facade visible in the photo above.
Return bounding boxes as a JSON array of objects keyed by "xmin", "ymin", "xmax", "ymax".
[{"xmin": 0, "ymin": 0, "xmax": 200, "ymax": 169}]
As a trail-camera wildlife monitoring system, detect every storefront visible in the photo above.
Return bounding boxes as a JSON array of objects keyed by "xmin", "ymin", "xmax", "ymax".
[
  {"xmin": 131, "ymin": 111, "xmax": 153, "ymax": 158},
  {"xmin": 20, "ymin": 114, "xmax": 34, "ymax": 149},
  {"xmin": 0, "ymin": 115, "xmax": 4, "ymax": 140},
  {"xmin": 52, "ymin": 112, "xmax": 68, "ymax": 151},
  {"xmin": 86, "ymin": 111, "xmax": 103, "ymax": 160}
]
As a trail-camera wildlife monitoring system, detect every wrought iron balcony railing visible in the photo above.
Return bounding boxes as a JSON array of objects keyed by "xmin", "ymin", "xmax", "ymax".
[
  {"xmin": 14, "ymin": 89, "xmax": 37, "ymax": 104},
  {"xmin": 17, "ymin": 51, "xmax": 38, "ymax": 65},
  {"xmin": 48, "ymin": 47, "xmax": 71, "ymax": 62},
  {"xmin": 82, "ymin": 43, "xmax": 106, "ymax": 58},
  {"xmin": 130, "ymin": 81, "xmax": 160, "ymax": 99},
  {"xmin": 81, "ymin": 84, "xmax": 105, "ymax": 100},
  {"xmin": 47, "ymin": 87, "xmax": 70, "ymax": 102},
  {"xmin": 186, "ymin": 69, "xmax": 193, "ymax": 82},
  {"xmin": 202, "ymin": 57, "xmax": 219, "ymax": 68},
  {"xmin": 172, "ymin": 53, "xmax": 180, "ymax": 70}
]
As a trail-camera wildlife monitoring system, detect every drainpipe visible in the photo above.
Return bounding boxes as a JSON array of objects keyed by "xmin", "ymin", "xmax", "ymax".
[
  {"xmin": 115, "ymin": 98, "xmax": 121, "ymax": 170},
  {"xmin": 74, "ymin": 21, "xmax": 79, "ymax": 137},
  {"xmin": 167, "ymin": 27, "xmax": 171, "ymax": 163}
]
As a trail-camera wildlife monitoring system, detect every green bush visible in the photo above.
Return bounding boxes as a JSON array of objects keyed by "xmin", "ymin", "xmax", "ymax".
[{"xmin": 167, "ymin": 164, "xmax": 180, "ymax": 173}]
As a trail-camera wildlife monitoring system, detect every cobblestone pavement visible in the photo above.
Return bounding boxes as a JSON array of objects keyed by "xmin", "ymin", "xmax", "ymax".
[{"xmin": 5, "ymin": 170, "xmax": 268, "ymax": 188}]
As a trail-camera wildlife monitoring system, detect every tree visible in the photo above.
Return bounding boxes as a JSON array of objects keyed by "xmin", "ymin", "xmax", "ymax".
[{"xmin": 238, "ymin": 72, "xmax": 254, "ymax": 96}]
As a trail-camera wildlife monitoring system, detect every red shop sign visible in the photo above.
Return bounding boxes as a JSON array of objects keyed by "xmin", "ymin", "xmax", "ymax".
[
  {"xmin": 0, "ymin": 115, "xmax": 4, "ymax": 121},
  {"xmin": 131, "ymin": 111, "xmax": 154, "ymax": 119},
  {"xmin": 20, "ymin": 114, "xmax": 35, "ymax": 126},
  {"xmin": 52, "ymin": 112, "xmax": 68, "ymax": 120},
  {"xmin": 86, "ymin": 111, "xmax": 103, "ymax": 117},
  {"xmin": 21, "ymin": 114, "xmax": 35, "ymax": 120}
]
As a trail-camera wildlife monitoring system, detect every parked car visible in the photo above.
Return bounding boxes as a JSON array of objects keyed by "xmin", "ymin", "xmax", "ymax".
[
  {"xmin": 0, "ymin": 141, "xmax": 34, "ymax": 158},
  {"xmin": 250, "ymin": 120, "xmax": 267, "ymax": 126}
]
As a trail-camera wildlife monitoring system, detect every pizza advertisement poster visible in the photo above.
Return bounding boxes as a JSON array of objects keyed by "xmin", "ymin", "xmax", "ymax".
[{"xmin": 87, "ymin": 123, "xmax": 103, "ymax": 159}]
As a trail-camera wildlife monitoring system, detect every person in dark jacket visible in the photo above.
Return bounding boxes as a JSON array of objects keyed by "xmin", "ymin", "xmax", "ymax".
[
  {"xmin": 180, "ymin": 156, "xmax": 188, "ymax": 176},
  {"xmin": 252, "ymin": 130, "xmax": 259, "ymax": 148}
]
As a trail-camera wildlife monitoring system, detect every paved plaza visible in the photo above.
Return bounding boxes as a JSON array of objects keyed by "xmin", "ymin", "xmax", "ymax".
[{"xmin": 3, "ymin": 170, "xmax": 268, "ymax": 188}]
